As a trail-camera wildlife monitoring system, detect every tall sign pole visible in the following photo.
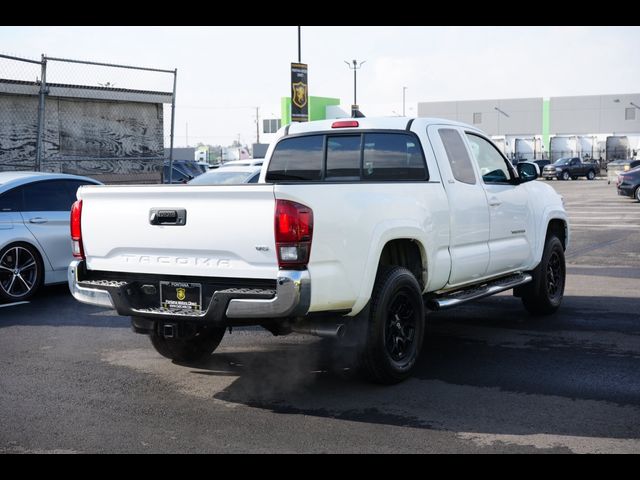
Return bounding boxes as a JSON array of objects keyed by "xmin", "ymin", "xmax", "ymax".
[{"xmin": 291, "ymin": 26, "xmax": 308, "ymax": 123}]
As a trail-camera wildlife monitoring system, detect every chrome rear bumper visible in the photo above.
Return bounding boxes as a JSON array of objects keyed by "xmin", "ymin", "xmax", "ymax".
[{"xmin": 67, "ymin": 260, "xmax": 310, "ymax": 321}]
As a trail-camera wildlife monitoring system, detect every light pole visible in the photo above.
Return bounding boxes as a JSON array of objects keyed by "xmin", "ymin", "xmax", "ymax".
[
  {"xmin": 402, "ymin": 86, "xmax": 407, "ymax": 116},
  {"xmin": 494, "ymin": 106, "xmax": 510, "ymax": 137},
  {"xmin": 344, "ymin": 59, "xmax": 366, "ymax": 117}
]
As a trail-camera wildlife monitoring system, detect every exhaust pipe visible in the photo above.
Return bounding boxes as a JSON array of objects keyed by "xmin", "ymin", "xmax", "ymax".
[{"xmin": 291, "ymin": 322, "xmax": 345, "ymax": 338}]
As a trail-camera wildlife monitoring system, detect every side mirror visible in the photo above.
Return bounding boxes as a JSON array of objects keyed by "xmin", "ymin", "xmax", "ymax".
[{"xmin": 517, "ymin": 162, "xmax": 539, "ymax": 183}]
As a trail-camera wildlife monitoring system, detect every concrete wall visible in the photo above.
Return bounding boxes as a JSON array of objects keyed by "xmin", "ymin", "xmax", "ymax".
[
  {"xmin": 0, "ymin": 85, "xmax": 166, "ymax": 184},
  {"xmin": 418, "ymin": 97, "xmax": 543, "ymax": 136},
  {"xmin": 550, "ymin": 93, "xmax": 640, "ymax": 134},
  {"xmin": 418, "ymin": 94, "xmax": 640, "ymax": 138}
]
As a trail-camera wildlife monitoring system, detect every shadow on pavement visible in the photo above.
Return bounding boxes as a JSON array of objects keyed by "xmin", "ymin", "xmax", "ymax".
[
  {"xmin": 0, "ymin": 284, "xmax": 128, "ymax": 328},
  {"xmin": 176, "ymin": 294, "xmax": 640, "ymax": 440}
]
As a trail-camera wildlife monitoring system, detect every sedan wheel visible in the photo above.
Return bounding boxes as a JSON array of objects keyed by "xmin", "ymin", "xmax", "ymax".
[{"xmin": 0, "ymin": 244, "xmax": 43, "ymax": 301}]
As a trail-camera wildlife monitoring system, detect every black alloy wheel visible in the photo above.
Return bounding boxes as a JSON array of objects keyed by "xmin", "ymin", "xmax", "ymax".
[
  {"xmin": 546, "ymin": 250, "xmax": 564, "ymax": 303},
  {"xmin": 360, "ymin": 266, "xmax": 425, "ymax": 384},
  {"xmin": 0, "ymin": 244, "xmax": 42, "ymax": 301},
  {"xmin": 521, "ymin": 235, "xmax": 566, "ymax": 315},
  {"xmin": 385, "ymin": 290, "xmax": 418, "ymax": 364}
]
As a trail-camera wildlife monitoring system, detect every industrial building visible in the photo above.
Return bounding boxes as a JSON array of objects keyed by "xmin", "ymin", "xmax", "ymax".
[{"xmin": 418, "ymin": 94, "xmax": 640, "ymax": 162}]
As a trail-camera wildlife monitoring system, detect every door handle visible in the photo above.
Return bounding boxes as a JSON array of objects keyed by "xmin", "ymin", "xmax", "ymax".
[
  {"xmin": 488, "ymin": 197, "xmax": 501, "ymax": 207},
  {"xmin": 28, "ymin": 217, "xmax": 48, "ymax": 224}
]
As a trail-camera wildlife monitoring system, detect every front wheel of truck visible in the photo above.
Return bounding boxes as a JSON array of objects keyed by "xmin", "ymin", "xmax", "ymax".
[
  {"xmin": 150, "ymin": 325, "xmax": 226, "ymax": 362},
  {"xmin": 521, "ymin": 235, "xmax": 566, "ymax": 315},
  {"xmin": 359, "ymin": 266, "xmax": 425, "ymax": 384}
]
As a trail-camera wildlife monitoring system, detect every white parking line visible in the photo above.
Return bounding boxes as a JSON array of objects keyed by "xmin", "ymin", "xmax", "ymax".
[
  {"xmin": 570, "ymin": 216, "xmax": 640, "ymax": 220},
  {"xmin": 0, "ymin": 301, "xmax": 30, "ymax": 308},
  {"xmin": 571, "ymin": 224, "xmax": 640, "ymax": 228}
]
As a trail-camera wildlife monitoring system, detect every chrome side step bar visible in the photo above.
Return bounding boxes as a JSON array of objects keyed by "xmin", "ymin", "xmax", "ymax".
[{"xmin": 426, "ymin": 273, "xmax": 532, "ymax": 311}]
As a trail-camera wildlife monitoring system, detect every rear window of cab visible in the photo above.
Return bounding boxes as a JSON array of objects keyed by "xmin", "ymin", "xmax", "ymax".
[{"xmin": 266, "ymin": 132, "xmax": 428, "ymax": 182}]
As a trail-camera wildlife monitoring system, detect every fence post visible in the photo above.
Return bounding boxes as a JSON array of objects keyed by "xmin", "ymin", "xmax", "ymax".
[
  {"xmin": 168, "ymin": 68, "xmax": 177, "ymax": 184},
  {"xmin": 35, "ymin": 54, "xmax": 48, "ymax": 172}
]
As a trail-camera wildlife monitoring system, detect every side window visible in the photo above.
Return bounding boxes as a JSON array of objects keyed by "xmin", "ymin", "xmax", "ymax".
[
  {"xmin": 439, "ymin": 128, "xmax": 476, "ymax": 184},
  {"xmin": 22, "ymin": 180, "xmax": 77, "ymax": 212},
  {"xmin": 0, "ymin": 187, "xmax": 23, "ymax": 212},
  {"xmin": 326, "ymin": 135, "xmax": 360, "ymax": 180},
  {"xmin": 465, "ymin": 134, "xmax": 512, "ymax": 184},
  {"xmin": 266, "ymin": 135, "xmax": 323, "ymax": 181},
  {"xmin": 362, "ymin": 133, "xmax": 428, "ymax": 181}
]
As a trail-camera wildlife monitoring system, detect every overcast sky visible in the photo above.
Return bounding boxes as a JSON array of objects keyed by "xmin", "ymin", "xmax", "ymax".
[{"xmin": 2, "ymin": 26, "xmax": 639, "ymax": 146}]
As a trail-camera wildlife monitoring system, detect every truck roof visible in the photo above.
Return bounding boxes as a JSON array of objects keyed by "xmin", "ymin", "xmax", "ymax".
[{"xmin": 285, "ymin": 116, "xmax": 474, "ymax": 136}]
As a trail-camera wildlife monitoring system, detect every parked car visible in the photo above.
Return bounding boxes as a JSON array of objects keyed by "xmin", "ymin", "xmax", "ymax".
[
  {"xmin": 162, "ymin": 160, "xmax": 204, "ymax": 182},
  {"xmin": 187, "ymin": 166, "xmax": 261, "ymax": 185},
  {"xmin": 0, "ymin": 172, "xmax": 101, "ymax": 301},
  {"xmin": 542, "ymin": 157, "xmax": 597, "ymax": 181},
  {"xmin": 174, "ymin": 160, "xmax": 204, "ymax": 177},
  {"xmin": 607, "ymin": 159, "xmax": 640, "ymax": 184},
  {"xmin": 616, "ymin": 165, "xmax": 640, "ymax": 201},
  {"xmin": 196, "ymin": 161, "xmax": 211, "ymax": 172},
  {"xmin": 162, "ymin": 164, "xmax": 192, "ymax": 184},
  {"xmin": 533, "ymin": 159, "xmax": 551, "ymax": 170},
  {"xmin": 220, "ymin": 159, "xmax": 264, "ymax": 167}
]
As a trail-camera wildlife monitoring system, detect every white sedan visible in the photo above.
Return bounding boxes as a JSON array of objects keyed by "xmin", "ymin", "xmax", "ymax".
[{"xmin": 0, "ymin": 172, "xmax": 101, "ymax": 302}]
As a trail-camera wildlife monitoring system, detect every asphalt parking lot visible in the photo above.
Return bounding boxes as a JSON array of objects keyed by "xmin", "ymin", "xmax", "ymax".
[{"xmin": 1, "ymin": 178, "xmax": 639, "ymax": 453}]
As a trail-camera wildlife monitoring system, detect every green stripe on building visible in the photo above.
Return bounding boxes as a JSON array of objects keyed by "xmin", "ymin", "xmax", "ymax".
[
  {"xmin": 542, "ymin": 99, "xmax": 550, "ymax": 152},
  {"xmin": 281, "ymin": 96, "xmax": 340, "ymax": 124}
]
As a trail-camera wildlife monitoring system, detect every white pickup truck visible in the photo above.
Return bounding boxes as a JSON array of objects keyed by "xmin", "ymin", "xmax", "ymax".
[{"xmin": 68, "ymin": 117, "xmax": 569, "ymax": 384}]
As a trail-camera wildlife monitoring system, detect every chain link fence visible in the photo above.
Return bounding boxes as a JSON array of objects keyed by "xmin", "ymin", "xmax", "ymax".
[{"xmin": 0, "ymin": 53, "xmax": 176, "ymax": 184}]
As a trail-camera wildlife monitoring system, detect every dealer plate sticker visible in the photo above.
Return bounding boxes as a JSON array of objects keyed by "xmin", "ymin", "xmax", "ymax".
[{"xmin": 160, "ymin": 281, "xmax": 202, "ymax": 311}]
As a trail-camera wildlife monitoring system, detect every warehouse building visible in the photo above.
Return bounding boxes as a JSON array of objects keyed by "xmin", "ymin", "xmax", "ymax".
[{"xmin": 418, "ymin": 94, "xmax": 640, "ymax": 162}]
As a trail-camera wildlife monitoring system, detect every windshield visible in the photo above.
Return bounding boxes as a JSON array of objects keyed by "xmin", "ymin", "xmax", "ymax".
[
  {"xmin": 188, "ymin": 170, "xmax": 256, "ymax": 185},
  {"xmin": 554, "ymin": 158, "xmax": 571, "ymax": 165}
]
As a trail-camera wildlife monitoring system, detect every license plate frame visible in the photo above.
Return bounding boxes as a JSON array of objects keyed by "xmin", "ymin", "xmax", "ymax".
[{"xmin": 160, "ymin": 281, "xmax": 202, "ymax": 311}]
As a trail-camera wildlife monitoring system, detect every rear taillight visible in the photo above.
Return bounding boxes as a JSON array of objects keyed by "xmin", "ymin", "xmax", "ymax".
[
  {"xmin": 275, "ymin": 200, "xmax": 313, "ymax": 269},
  {"xmin": 70, "ymin": 199, "xmax": 84, "ymax": 259}
]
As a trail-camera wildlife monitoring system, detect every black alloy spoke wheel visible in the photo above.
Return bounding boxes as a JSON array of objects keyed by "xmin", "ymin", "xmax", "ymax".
[{"xmin": 0, "ymin": 245, "xmax": 41, "ymax": 301}]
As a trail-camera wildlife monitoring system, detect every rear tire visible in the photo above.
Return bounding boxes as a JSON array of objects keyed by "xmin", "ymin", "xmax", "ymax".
[
  {"xmin": 635, "ymin": 186, "xmax": 640, "ymax": 202},
  {"xmin": 587, "ymin": 170, "xmax": 596, "ymax": 180},
  {"xmin": 359, "ymin": 266, "xmax": 425, "ymax": 384},
  {"xmin": 150, "ymin": 325, "xmax": 225, "ymax": 362},
  {"xmin": 522, "ymin": 236, "xmax": 566, "ymax": 315},
  {"xmin": 0, "ymin": 242, "xmax": 44, "ymax": 302}
]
